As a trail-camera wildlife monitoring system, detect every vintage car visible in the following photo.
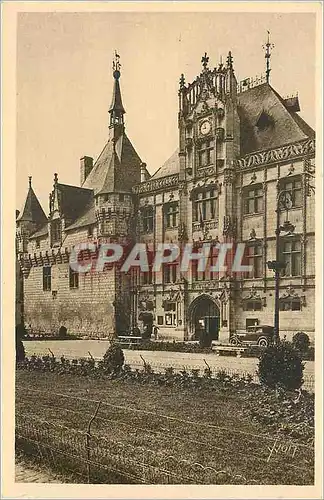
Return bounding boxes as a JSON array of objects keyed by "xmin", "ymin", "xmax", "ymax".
[{"xmin": 230, "ymin": 325, "xmax": 274, "ymax": 348}]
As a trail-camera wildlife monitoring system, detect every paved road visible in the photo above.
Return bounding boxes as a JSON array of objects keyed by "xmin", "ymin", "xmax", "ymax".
[
  {"xmin": 15, "ymin": 461, "xmax": 63, "ymax": 483},
  {"xmin": 22, "ymin": 340, "xmax": 314, "ymax": 389}
]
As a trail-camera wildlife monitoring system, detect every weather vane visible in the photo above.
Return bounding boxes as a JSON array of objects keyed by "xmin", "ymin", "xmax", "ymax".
[
  {"xmin": 113, "ymin": 50, "xmax": 121, "ymax": 73},
  {"xmin": 263, "ymin": 31, "xmax": 275, "ymax": 83}
]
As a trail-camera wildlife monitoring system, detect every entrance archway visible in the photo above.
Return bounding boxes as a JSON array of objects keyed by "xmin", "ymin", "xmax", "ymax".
[{"xmin": 188, "ymin": 295, "xmax": 220, "ymax": 341}]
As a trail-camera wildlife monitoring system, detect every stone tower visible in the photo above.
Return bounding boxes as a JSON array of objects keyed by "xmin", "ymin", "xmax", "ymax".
[
  {"xmin": 176, "ymin": 52, "xmax": 241, "ymax": 341},
  {"xmin": 81, "ymin": 53, "xmax": 143, "ymax": 334},
  {"xmin": 16, "ymin": 177, "xmax": 48, "ymax": 325}
]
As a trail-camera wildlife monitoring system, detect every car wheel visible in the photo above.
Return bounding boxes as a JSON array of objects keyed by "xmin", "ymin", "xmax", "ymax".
[
  {"xmin": 230, "ymin": 336, "xmax": 240, "ymax": 346},
  {"xmin": 258, "ymin": 337, "xmax": 268, "ymax": 348}
]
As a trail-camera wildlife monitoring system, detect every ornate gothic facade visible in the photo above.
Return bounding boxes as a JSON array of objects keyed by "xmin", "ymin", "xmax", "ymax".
[{"xmin": 16, "ymin": 52, "xmax": 316, "ymax": 342}]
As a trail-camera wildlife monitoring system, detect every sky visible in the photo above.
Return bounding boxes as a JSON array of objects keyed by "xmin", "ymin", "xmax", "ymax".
[{"xmin": 16, "ymin": 11, "xmax": 316, "ymax": 213}]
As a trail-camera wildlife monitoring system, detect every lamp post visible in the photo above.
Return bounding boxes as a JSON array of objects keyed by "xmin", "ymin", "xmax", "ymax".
[{"xmin": 267, "ymin": 188, "xmax": 295, "ymax": 345}]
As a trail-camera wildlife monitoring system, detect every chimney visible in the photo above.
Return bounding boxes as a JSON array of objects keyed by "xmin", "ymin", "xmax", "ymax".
[
  {"xmin": 140, "ymin": 162, "xmax": 150, "ymax": 183},
  {"xmin": 80, "ymin": 156, "xmax": 93, "ymax": 185}
]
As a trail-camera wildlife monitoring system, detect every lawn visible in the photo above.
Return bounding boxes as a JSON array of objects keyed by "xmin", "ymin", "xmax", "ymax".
[{"xmin": 15, "ymin": 370, "xmax": 314, "ymax": 485}]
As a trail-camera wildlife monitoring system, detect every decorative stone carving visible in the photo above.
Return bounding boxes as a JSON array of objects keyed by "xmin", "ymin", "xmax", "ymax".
[
  {"xmin": 218, "ymin": 282, "xmax": 231, "ymax": 303},
  {"xmin": 288, "ymin": 164, "xmax": 295, "ymax": 175},
  {"xmin": 223, "ymin": 215, "xmax": 237, "ymax": 237},
  {"xmin": 241, "ymin": 284, "xmax": 266, "ymax": 307},
  {"xmin": 279, "ymin": 285, "xmax": 306, "ymax": 306},
  {"xmin": 133, "ymin": 174, "xmax": 179, "ymax": 194},
  {"xmin": 250, "ymin": 172, "xmax": 257, "ymax": 184},
  {"xmin": 223, "ymin": 167, "xmax": 235, "ymax": 185},
  {"xmin": 237, "ymin": 139, "xmax": 315, "ymax": 170},
  {"xmin": 190, "ymin": 179, "xmax": 221, "ymax": 197},
  {"xmin": 195, "ymin": 166, "xmax": 216, "ymax": 179},
  {"xmin": 162, "ymin": 288, "xmax": 181, "ymax": 303},
  {"xmin": 249, "ymin": 228, "xmax": 257, "ymax": 240}
]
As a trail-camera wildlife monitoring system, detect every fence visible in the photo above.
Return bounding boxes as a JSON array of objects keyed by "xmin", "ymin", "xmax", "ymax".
[{"xmin": 16, "ymin": 389, "xmax": 314, "ymax": 485}]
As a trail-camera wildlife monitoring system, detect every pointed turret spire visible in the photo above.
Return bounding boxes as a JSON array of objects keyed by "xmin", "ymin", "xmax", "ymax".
[
  {"xmin": 109, "ymin": 51, "xmax": 125, "ymax": 127},
  {"xmin": 16, "ymin": 177, "xmax": 47, "ymax": 226}
]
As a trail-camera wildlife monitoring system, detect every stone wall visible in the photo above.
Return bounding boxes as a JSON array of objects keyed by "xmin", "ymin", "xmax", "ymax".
[{"xmin": 24, "ymin": 263, "xmax": 116, "ymax": 337}]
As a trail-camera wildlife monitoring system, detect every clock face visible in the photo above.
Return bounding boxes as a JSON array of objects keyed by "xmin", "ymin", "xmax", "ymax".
[{"xmin": 200, "ymin": 120, "xmax": 211, "ymax": 135}]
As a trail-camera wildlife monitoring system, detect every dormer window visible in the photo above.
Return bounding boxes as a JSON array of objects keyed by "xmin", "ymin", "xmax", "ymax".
[{"xmin": 256, "ymin": 111, "xmax": 273, "ymax": 131}]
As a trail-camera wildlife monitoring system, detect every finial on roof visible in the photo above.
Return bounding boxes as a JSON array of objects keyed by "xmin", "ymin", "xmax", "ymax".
[
  {"xmin": 218, "ymin": 55, "xmax": 224, "ymax": 70},
  {"xmin": 201, "ymin": 52, "xmax": 209, "ymax": 70},
  {"xmin": 263, "ymin": 30, "xmax": 275, "ymax": 83},
  {"xmin": 227, "ymin": 51, "xmax": 233, "ymax": 69},
  {"xmin": 112, "ymin": 50, "xmax": 121, "ymax": 80},
  {"xmin": 54, "ymin": 173, "xmax": 58, "ymax": 184},
  {"xmin": 179, "ymin": 73, "xmax": 185, "ymax": 89},
  {"xmin": 28, "ymin": 176, "xmax": 32, "ymax": 188}
]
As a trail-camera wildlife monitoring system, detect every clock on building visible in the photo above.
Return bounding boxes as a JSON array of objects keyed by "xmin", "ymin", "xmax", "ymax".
[{"xmin": 200, "ymin": 120, "xmax": 211, "ymax": 135}]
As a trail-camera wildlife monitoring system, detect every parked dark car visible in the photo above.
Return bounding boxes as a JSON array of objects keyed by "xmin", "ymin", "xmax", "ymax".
[{"xmin": 230, "ymin": 325, "xmax": 274, "ymax": 348}]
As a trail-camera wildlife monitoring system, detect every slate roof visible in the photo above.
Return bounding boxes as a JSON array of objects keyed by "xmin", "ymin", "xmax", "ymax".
[
  {"xmin": 56, "ymin": 183, "xmax": 93, "ymax": 224},
  {"xmin": 237, "ymin": 83, "xmax": 315, "ymax": 155},
  {"xmin": 29, "ymin": 224, "xmax": 49, "ymax": 239},
  {"xmin": 82, "ymin": 131, "xmax": 142, "ymax": 194},
  {"xmin": 16, "ymin": 185, "xmax": 47, "ymax": 228},
  {"xmin": 150, "ymin": 149, "xmax": 179, "ymax": 179},
  {"xmin": 29, "ymin": 183, "xmax": 94, "ymax": 238},
  {"xmin": 57, "ymin": 130, "xmax": 142, "ymax": 231},
  {"xmin": 65, "ymin": 199, "xmax": 96, "ymax": 231}
]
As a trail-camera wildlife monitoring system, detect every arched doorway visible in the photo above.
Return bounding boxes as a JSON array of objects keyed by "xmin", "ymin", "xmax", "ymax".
[{"xmin": 188, "ymin": 295, "xmax": 220, "ymax": 341}]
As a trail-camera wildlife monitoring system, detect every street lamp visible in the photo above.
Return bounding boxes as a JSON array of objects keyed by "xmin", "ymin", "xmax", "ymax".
[{"xmin": 267, "ymin": 188, "xmax": 295, "ymax": 345}]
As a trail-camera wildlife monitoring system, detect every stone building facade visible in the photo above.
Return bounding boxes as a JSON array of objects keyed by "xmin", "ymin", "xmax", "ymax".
[{"xmin": 16, "ymin": 52, "xmax": 316, "ymax": 342}]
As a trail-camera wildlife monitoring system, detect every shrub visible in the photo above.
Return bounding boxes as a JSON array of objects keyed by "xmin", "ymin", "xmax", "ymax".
[
  {"xmin": 15, "ymin": 325, "xmax": 26, "ymax": 363},
  {"xmin": 258, "ymin": 342, "xmax": 304, "ymax": 390},
  {"xmin": 292, "ymin": 331, "xmax": 310, "ymax": 352},
  {"xmin": 103, "ymin": 343, "xmax": 125, "ymax": 374}
]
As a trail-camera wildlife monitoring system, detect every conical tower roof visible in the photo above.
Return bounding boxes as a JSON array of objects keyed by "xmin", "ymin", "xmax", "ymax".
[{"xmin": 16, "ymin": 177, "xmax": 47, "ymax": 228}]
